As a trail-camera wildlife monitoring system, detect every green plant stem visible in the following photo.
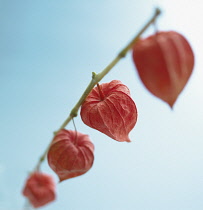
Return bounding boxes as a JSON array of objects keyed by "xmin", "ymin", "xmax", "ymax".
[
  {"xmin": 34, "ymin": 8, "xmax": 161, "ymax": 171},
  {"xmin": 97, "ymin": 83, "xmax": 105, "ymax": 100},
  {"xmin": 56, "ymin": 7, "xmax": 161, "ymax": 132}
]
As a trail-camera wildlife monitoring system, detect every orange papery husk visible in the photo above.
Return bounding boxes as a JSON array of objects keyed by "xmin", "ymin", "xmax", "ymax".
[
  {"xmin": 132, "ymin": 31, "xmax": 194, "ymax": 108},
  {"xmin": 47, "ymin": 129, "xmax": 94, "ymax": 182},
  {"xmin": 80, "ymin": 80, "xmax": 138, "ymax": 142},
  {"xmin": 22, "ymin": 172, "xmax": 56, "ymax": 208}
]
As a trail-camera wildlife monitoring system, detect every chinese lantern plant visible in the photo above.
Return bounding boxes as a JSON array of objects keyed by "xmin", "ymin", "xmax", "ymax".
[{"xmin": 22, "ymin": 8, "xmax": 195, "ymax": 209}]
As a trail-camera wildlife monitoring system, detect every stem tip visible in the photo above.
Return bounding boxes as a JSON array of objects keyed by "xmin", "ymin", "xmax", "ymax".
[{"xmin": 155, "ymin": 8, "xmax": 161, "ymax": 16}]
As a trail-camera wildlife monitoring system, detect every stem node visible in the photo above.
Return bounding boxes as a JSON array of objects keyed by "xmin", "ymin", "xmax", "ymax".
[{"xmin": 70, "ymin": 109, "xmax": 78, "ymax": 118}]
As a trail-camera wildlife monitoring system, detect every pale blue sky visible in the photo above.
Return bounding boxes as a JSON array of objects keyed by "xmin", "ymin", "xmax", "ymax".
[{"xmin": 0, "ymin": 0, "xmax": 203, "ymax": 210}]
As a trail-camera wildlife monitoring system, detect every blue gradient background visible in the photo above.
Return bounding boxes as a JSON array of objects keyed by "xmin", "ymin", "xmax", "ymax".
[{"xmin": 0, "ymin": 0, "xmax": 203, "ymax": 209}]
